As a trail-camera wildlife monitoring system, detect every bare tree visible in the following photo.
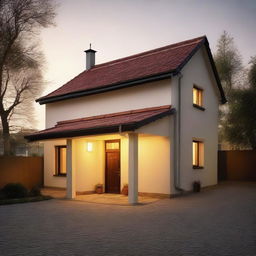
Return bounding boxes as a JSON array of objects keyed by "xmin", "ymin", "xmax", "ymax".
[{"xmin": 0, "ymin": 0, "xmax": 56, "ymax": 155}]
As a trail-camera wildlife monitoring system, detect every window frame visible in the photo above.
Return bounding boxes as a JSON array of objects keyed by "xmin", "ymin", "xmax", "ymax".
[
  {"xmin": 192, "ymin": 140, "xmax": 204, "ymax": 169},
  {"xmin": 54, "ymin": 145, "xmax": 67, "ymax": 176},
  {"xmin": 193, "ymin": 85, "xmax": 205, "ymax": 111}
]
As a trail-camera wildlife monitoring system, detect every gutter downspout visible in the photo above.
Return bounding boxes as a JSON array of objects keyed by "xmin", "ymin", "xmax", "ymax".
[
  {"xmin": 119, "ymin": 125, "xmax": 122, "ymax": 134},
  {"xmin": 174, "ymin": 72, "xmax": 184, "ymax": 192}
]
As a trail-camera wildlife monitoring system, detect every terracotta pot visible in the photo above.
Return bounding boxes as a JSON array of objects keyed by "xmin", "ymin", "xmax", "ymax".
[
  {"xmin": 95, "ymin": 185, "xmax": 103, "ymax": 194},
  {"xmin": 121, "ymin": 185, "xmax": 128, "ymax": 196}
]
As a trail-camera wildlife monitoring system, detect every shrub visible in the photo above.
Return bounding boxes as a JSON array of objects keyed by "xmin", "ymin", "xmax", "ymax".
[
  {"xmin": 2, "ymin": 183, "xmax": 28, "ymax": 199},
  {"xmin": 30, "ymin": 186, "xmax": 41, "ymax": 197},
  {"xmin": 0, "ymin": 190, "xmax": 5, "ymax": 200}
]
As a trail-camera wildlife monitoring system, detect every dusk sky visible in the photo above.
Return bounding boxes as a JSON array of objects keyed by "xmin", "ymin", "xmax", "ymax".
[{"xmin": 37, "ymin": 0, "xmax": 256, "ymax": 129}]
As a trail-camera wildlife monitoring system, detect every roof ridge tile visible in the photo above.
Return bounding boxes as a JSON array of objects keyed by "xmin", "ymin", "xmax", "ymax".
[{"xmin": 92, "ymin": 37, "xmax": 205, "ymax": 70}]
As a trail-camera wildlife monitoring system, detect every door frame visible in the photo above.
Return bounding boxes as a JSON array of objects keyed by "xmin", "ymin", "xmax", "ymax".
[{"xmin": 105, "ymin": 139, "xmax": 121, "ymax": 193}]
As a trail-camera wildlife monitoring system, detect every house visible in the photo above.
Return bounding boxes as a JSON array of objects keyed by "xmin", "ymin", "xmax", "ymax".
[
  {"xmin": 0, "ymin": 129, "xmax": 43, "ymax": 156},
  {"xmin": 26, "ymin": 36, "xmax": 226, "ymax": 204}
]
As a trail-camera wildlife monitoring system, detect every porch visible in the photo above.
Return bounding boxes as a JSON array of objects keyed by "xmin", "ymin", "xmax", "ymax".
[
  {"xmin": 43, "ymin": 131, "xmax": 171, "ymax": 204},
  {"xmin": 41, "ymin": 187, "xmax": 161, "ymax": 205},
  {"xmin": 26, "ymin": 105, "xmax": 175, "ymax": 205}
]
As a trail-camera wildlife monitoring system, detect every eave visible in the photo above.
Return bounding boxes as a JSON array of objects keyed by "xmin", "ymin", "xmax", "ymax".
[
  {"xmin": 36, "ymin": 72, "xmax": 173, "ymax": 105},
  {"xmin": 25, "ymin": 106, "xmax": 175, "ymax": 142},
  {"xmin": 37, "ymin": 37, "xmax": 226, "ymax": 105}
]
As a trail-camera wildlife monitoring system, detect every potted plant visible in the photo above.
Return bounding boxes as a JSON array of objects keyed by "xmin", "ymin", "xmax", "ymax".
[
  {"xmin": 95, "ymin": 184, "xmax": 103, "ymax": 194},
  {"xmin": 193, "ymin": 181, "xmax": 201, "ymax": 192},
  {"xmin": 121, "ymin": 184, "xmax": 128, "ymax": 196}
]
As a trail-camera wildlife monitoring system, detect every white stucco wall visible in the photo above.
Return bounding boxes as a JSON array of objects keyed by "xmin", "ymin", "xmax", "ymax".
[
  {"xmin": 43, "ymin": 131, "xmax": 171, "ymax": 195},
  {"xmin": 138, "ymin": 135, "xmax": 170, "ymax": 194},
  {"xmin": 120, "ymin": 134, "xmax": 171, "ymax": 195},
  {"xmin": 73, "ymin": 139, "xmax": 105, "ymax": 192},
  {"xmin": 172, "ymin": 46, "xmax": 219, "ymax": 190},
  {"xmin": 136, "ymin": 116, "xmax": 171, "ymax": 137},
  {"xmin": 45, "ymin": 79, "xmax": 172, "ymax": 128},
  {"xmin": 44, "ymin": 139, "xmax": 67, "ymax": 188}
]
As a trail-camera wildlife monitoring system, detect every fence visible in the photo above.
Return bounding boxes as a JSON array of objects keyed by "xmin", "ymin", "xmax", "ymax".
[
  {"xmin": 218, "ymin": 150, "xmax": 256, "ymax": 181},
  {"xmin": 0, "ymin": 156, "xmax": 43, "ymax": 189}
]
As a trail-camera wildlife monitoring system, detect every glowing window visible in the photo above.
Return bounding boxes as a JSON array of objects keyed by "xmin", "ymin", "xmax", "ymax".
[
  {"xmin": 193, "ymin": 86, "xmax": 203, "ymax": 107},
  {"xmin": 55, "ymin": 146, "xmax": 67, "ymax": 175},
  {"xmin": 192, "ymin": 140, "xmax": 204, "ymax": 168},
  {"xmin": 106, "ymin": 142, "xmax": 119, "ymax": 150}
]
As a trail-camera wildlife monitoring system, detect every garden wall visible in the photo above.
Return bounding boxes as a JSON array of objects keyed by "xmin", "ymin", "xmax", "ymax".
[
  {"xmin": 0, "ymin": 156, "xmax": 43, "ymax": 189},
  {"xmin": 218, "ymin": 150, "xmax": 256, "ymax": 181}
]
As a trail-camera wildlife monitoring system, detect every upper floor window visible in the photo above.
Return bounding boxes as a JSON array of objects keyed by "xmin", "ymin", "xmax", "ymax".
[
  {"xmin": 55, "ymin": 145, "xmax": 67, "ymax": 176},
  {"xmin": 193, "ymin": 86, "xmax": 204, "ymax": 110},
  {"xmin": 192, "ymin": 140, "xmax": 204, "ymax": 169}
]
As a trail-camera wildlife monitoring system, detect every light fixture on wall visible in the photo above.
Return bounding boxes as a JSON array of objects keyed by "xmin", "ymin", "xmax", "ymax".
[{"xmin": 87, "ymin": 142, "xmax": 93, "ymax": 152}]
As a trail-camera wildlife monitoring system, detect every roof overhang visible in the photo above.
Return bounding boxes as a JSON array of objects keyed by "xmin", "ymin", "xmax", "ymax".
[
  {"xmin": 37, "ymin": 37, "xmax": 226, "ymax": 105},
  {"xmin": 25, "ymin": 106, "xmax": 175, "ymax": 142},
  {"xmin": 37, "ymin": 72, "xmax": 173, "ymax": 105},
  {"xmin": 173, "ymin": 37, "xmax": 226, "ymax": 104}
]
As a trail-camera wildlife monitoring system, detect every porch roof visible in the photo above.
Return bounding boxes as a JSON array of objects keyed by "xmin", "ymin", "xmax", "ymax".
[{"xmin": 25, "ymin": 105, "xmax": 174, "ymax": 141}]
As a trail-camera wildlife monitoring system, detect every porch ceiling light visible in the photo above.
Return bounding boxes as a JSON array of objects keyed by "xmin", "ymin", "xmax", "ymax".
[{"xmin": 87, "ymin": 142, "xmax": 93, "ymax": 152}]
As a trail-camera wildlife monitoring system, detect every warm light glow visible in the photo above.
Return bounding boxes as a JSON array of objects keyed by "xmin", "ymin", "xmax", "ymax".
[
  {"xmin": 60, "ymin": 147, "xmax": 67, "ymax": 174},
  {"xmin": 106, "ymin": 142, "xmax": 119, "ymax": 150},
  {"xmin": 192, "ymin": 140, "xmax": 204, "ymax": 167},
  {"xmin": 193, "ymin": 87, "xmax": 203, "ymax": 106},
  {"xmin": 55, "ymin": 146, "xmax": 67, "ymax": 175},
  {"xmin": 87, "ymin": 142, "xmax": 93, "ymax": 152},
  {"xmin": 192, "ymin": 141, "xmax": 198, "ymax": 166}
]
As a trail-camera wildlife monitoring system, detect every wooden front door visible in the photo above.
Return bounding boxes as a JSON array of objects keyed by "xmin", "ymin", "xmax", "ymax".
[{"xmin": 105, "ymin": 140, "xmax": 120, "ymax": 193}]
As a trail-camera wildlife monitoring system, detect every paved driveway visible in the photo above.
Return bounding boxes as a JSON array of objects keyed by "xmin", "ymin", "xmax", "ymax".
[{"xmin": 0, "ymin": 182, "xmax": 255, "ymax": 256}]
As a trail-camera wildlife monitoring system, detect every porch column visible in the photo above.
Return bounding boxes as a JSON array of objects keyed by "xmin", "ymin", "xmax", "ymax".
[
  {"xmin": 66, "ymin": 139, "xmax": 76, "ymax": 199},
  {"xmin": 128, "ymin": 133, "xmax": 138, "ymax": 204}
]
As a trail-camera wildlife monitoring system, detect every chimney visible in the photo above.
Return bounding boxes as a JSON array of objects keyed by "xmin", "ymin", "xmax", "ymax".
[{"xmin": 84, "ymin": 44, "xmax": 96, "ymax": 70}]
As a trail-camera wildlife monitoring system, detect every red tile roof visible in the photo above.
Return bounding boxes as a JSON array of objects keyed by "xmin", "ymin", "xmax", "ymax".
[
  {"xmin": 38, "ymin": 36, "xmax": 211, "ymax": 104},
  {"xmin": 25, "ymin": 105, "xmax": 174, "ymax": 141}
]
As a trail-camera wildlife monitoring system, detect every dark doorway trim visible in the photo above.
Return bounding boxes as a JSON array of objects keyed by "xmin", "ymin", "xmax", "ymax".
[{"xmin": 105, "ymin": 139, "xmax": 121, "ymax": 193}]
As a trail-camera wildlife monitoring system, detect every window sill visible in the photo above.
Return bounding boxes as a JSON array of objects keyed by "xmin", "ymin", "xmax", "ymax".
[
  {"xmin": 193, "ymin": 166, "xmax": 204, "ymax": 169},
  {"xmin": 53, "ymin": 174, "xmax": 67, "ymax": 177},
  {"xmin": 193, "ymin": 104, "xmax": 205, "ymax": 111}
]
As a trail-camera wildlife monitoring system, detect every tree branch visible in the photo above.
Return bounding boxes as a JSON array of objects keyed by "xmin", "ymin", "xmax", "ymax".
[
  {"xmin": 0, "ymin": 68, "xmax": 9, "ymax": 99},
  {"xmin": 6, "ymin": 78, "xmax": 29, "ymax": 115}
]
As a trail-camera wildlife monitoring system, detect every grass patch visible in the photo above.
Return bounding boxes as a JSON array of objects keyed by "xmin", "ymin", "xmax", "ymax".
[{"xmin": 0, "ymin": 195, "xmax": 52, "ymax": 205}]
